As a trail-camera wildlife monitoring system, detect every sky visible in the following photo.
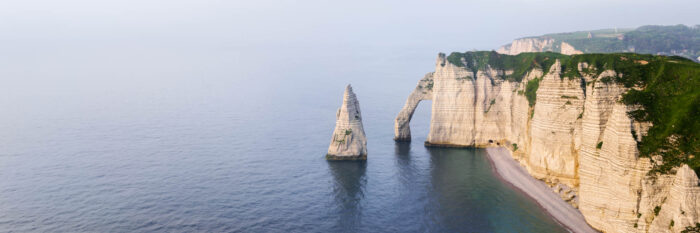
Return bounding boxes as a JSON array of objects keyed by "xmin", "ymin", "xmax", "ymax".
[
  {"xmin": 0, "ymin": 0, "xmax": 698, "ymax": 106},
  {"xmin": 1, "ymin": 0, "xmax": 697, "ymax": 49}
]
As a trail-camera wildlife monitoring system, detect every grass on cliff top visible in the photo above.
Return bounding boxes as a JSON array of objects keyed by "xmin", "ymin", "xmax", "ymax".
[
  {"xmin": 446, "ymin": 51, "xmax": 700, "ymax": 174},
  {"xmin": 445, "ymin": 51, "xmax": 566, "ymax": 82},
  {"xmin": 519, "ymin": 25, "xmax": 700, "ymax": 61},
  {"xmin": 620, "ymin": 55, "xmax": 700, "ymax": 174},
  {"xmin": 533, "ymin": 28, "xmax": 633, "ymax": 41}
]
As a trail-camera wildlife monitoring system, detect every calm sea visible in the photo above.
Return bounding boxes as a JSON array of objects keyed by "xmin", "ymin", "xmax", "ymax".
[{"xmin": 0, "ymin": 46, "xmax": 566, "ymax": 232}]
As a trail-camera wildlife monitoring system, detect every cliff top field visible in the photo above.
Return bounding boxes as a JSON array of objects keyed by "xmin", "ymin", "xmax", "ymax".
[
  {"xmin": 505, "ymin": 24, "xmax": 700, "ymax": 61},
  {"xmin": 446, "ymin": 51, "xmax": 700, "ymax": 174}
]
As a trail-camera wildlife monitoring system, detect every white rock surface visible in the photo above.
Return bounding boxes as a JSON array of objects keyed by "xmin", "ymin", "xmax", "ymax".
[
  {"xmin": 497, "ymin": 38, "xmax": 555, "ymax": 55},
  {"xmin": 497, "ymin": 38, "xmax": 582, "ymax": 55},
  {"xmin": 394, "ymin": 72, "xmax": 434, "ymax": 141},
  {"xmin": 560, "ymin": 42, "xmax": 583, "ymax": 55},
  {"xmin": 527, "ymin": 60, "xmax": 584, "ymax": 186},
  {"xmin": 652, "ymin": 165, "xmax": 700, "ymax": 232},
  {"xmin": 327, "ymin": 85, "xmax": 367, "ymax": 160},
  {"xmin": 395, "ymin": 53, "xmax": 700, "ymax": 232}
]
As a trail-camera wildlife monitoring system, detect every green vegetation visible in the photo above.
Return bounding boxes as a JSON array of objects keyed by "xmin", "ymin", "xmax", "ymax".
[
  {"xmin": 485, "ymin": 99, "xmax": 496, "ymax": 113},
  {"xmin": 597, "ymin": 142, "xmax": 604, "ymax": 149},
  {"xmin": 447, "ymin": 51, "xmax": 566, "ymax": 82},
  {"xmin": 671, "ymin": 220, "xmax": 675, "ymax": 228},
  {"xmin": 654, "ymin": 206, "xmax": 661, "ymax": 216},
  {"xmin": 512, "ymin": 143, "xmax": 518, "ymax": 152},
  {"xmin": 446, "ymin": 50, "xmax": 687, "ymax": 82},
  {"xmin": 565, "ymin": 100, "xmax": 572, "ymax": 105},
  {"xmin": 522, "ymin": 25, "xmax": 700, "ymax": 61},
  {"xmin": 682, "ymin": 223, "xmax": 700, "ymax": 233},
  {"xmin": 446, "ymin": 51, "xmax": 699, "ymax": 174},
  {"xmin": 565, "ymin": 37, "xmax": 627, "ymax": 54},
  {"xmin": 561, "ymin": 95, "xmax": 578, "ymax": 99},
  {"xmin": 335, "ymin": 128, "xmax": 353, "ymax": 144},
  {"xmin": 615, "ymin": 55, "xmax": 700, "ymax": 175},
  {"xmin": 624, "ymin": 25, "xmax": 700, "ymax": 59},
  {"xmin": 535, "ymin": 28, "xmax": 633, "ymax": 41},
  {"xmin": 525, "ymin": 78, "xmax": 541, "ymax": 107},
  {"xmin": 425, "ymin": 80, "xmax": 434, "ymax": 90}
]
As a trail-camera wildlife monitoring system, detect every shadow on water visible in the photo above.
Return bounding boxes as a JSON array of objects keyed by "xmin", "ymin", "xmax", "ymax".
[
  {"xmin": 394, "ymin": 141, "xmax": 412, "ymax": 170},
  {"xmin": 326, "ymin": 160, "xmax": 367, "ymax": 231},
  {"xmin": 419, "ymin": 147, "xmax": 568, "ymax": 233},
  {"xmin": 394, "ymin": 141, "xmax": 421, "ymax": 189},
  {"xmin": 394, "ymin": 141, "xmax": 412, "ymax": 156},
  {"xmin": 424, "ymin": 146, "xmax": 495, "ymax": 233}
]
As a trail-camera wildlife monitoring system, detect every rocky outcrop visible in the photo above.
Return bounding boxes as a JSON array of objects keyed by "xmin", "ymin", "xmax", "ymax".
[
  {"xmin": 497, "ymin": 38, "xmax": 555, "ymax": 55},
  {"xmin": 327, "ymin": 85, "xmax": 367, "ymax": 160},
  {"xmin": 527, "ymin": 60, "xmax": 584, "ymax": 186},
  {"xmin": 560, "ymin": 42, "xmax": 583, "ymax": 55},
  {"xmin": 395, "ymin": 53, "xmax": 700, "ymax": 232},
  {"xmin": 394, "ymin": 72, "xmax": 434, "ymax": 141},
  {"xmin": 497, "ymin": 38, "xmax": 582, "ymax": 55},
  {"xmin": 648, "ymin": 165, "xmax": 700, "ymax": 233},
  {"xmin": 495, "ymin": 25, "xmax": 700, "ymax": 62}
]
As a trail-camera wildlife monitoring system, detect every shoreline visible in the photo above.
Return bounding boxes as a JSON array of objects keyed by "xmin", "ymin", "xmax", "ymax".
[{"xmin": 484, "ymin": 147, "xmax": 599, "ymax": 233}]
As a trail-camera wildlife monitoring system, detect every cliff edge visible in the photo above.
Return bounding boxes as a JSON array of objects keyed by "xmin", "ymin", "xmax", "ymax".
[
  {"xmin": 395, "ymin": 51, "xmax": 700, "ymax": 232},
  {"xmin": 496, "ymin": 25, "xmax": 700, "ymax": 62}
]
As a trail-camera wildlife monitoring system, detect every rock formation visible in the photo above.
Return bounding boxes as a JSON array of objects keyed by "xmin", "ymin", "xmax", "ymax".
[
  {"xmin": 496, "ymin": 37, "xmax": 583, "ymax": 55},
  {"xmin": 496, "ymin": 37, "xmax": 555, "ymax": 55},
  {"xmin": 327, "ymin": 85, "xmax": 367, "ymax": 160},
  {"xmin": 498, "ymin": 25, "xmax": 700, "ymax": 62},
  {"xmin": 394, "ymin": 72, "xmax": 433, "ymax": 141},
  {"xmin": 395, "ymin": 53, "xmax": 700, "ymax": 232},
  {"xmin": 648, "ymin": 165, "xmax": 700, "ymax": 232}
]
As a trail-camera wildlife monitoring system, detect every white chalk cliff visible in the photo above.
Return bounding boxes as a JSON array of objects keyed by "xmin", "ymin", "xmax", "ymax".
[
  {"xmin": 497, "ymin": 37, "xmax": 583, "ymax": 55},
  {"xmin": 327, "ymin": 85, "xmax": 367, "ymax": 160},
  {"xmin": 395, "ymin": 54, "xmax": 700, "ymax": 232},
  {"xmin": 394, "ymin": 73, "xmax": 433, "ymax": 141}
]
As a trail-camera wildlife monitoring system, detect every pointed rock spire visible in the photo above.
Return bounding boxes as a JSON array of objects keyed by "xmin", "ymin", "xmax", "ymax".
[{"xmin": 327, "ymin": 84, "xmax": 367, "ymax": 160}]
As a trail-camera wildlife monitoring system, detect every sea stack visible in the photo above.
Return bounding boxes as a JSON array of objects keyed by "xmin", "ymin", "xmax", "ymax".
[{"xmin": 326, "ymin": 85, "xmax": 367, "ymax": 160}]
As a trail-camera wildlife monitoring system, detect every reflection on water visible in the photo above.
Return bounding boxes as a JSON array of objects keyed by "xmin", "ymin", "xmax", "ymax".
[
  {"xmin": 1, "ymin": 41, "xmax": 568, "ymax": 232},
  {"xmin": 394, "ymin": 141, "xmax": 418, "ymax": 187},
  {"xmin": 426, "ymin": 147, "xmax": 493, "ymax": 232},
  {"xmin": 321, "ymin": 144, "xmax": 567, "ymax": 233},
  {"xmin": 423, "ymin": 147, "xmax": 568, "ymax": 233},
  {"xmin": 0, "ymin": 93, "xmax": 567, "ymax": 233},
  {"xmin": 327, "ymin": 161, "xmax": 367, "ymax": 231},
  {"xmin": 394, "ymin": 141, "xmax": 412, "ymax": 156}
]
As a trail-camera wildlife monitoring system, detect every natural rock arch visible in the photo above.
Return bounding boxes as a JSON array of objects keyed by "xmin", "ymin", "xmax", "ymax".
[{"xmin": 394, "ymin": 72, "xmax": 434, "ymax": 141}]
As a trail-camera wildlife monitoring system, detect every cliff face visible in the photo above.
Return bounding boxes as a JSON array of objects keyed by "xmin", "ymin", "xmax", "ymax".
[
  {"xmin": 395, "ymin": 54, "xmax": 700, "ymax": 232},
  {"xmin": 497, "ymin": 37, "xmax": 554, "ymax": 55},
  {"xmin": 497, "ymin": 37, "xmax": 582, "ymax": 55},
  {"xmin": 497, "ymin": 25, "xmax": 700, "ymax": 62},
  {"xmin": 394, "ymin": 73, "xmax": 433, "ymax": 141},
  {"xmin": 327, "ymin": 85, "xmax": 367, "ymax": 160}
]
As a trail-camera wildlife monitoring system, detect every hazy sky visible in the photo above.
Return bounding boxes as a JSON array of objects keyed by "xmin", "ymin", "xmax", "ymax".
[
  {"xmin": 0, "ymin": 0, "xmax": 698, "ymax": 105},
  {"xmin": 1, "ymin": 0, "xmax": 697, "ymax": 49}
]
